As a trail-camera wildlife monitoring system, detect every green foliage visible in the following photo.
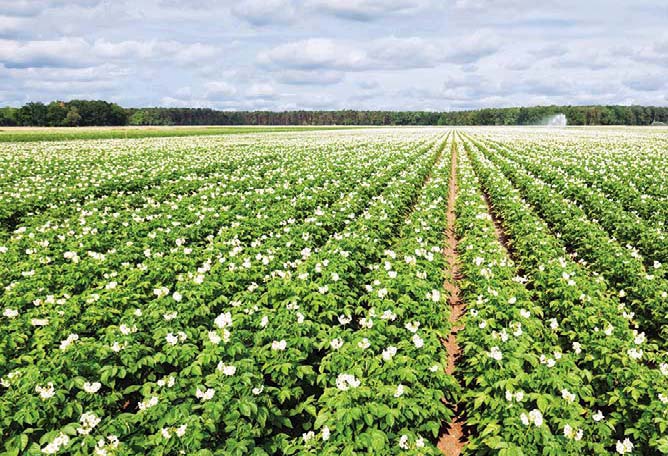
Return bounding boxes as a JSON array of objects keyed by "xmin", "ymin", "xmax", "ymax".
[{"xmin": 3, "ymin": 100, "xmax": 668, "ymax": 129}]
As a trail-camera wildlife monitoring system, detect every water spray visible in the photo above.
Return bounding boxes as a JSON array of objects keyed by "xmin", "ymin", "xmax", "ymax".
[{"xmin": 545, "ymin": 114, "xmax": 567, "ymax": 126}]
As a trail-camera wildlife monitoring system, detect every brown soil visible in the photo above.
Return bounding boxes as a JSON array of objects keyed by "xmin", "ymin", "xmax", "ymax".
[{"xmin": 438, "ymin": 135, "xmax": 467, "ymax": 456}]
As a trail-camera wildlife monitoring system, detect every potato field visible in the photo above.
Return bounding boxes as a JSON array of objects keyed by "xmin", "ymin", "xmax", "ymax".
[{"xmin": 0, "ymin": 127, "xmax": 666, "ymax": 455}]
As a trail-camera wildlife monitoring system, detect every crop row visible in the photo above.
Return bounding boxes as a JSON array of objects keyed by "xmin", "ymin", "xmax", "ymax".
[
  {"xmin": 462, "ymin": 136, "xmax": 668, "ymax": 455},
  {"xmin": 0, "ymin": 133, "xmax": 452, "ymax": 455},
  {"xmin": 484, "ymin": 138, "xmax": 667, "ymax": 268},
  {"xmin": 469, "ymin": 136, "xmax": 668, "ymax": 345}
]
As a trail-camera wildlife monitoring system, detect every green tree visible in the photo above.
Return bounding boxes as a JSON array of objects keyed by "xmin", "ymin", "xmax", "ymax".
[
  {"xmin": 17, "ymin": 102, "xmax": 48, "ymax": 126},
  {"xmin": 64, "ymin": 106, "xmax": 82, "ymax": 126},
  {"xmin": 46, "ymin": 101, "xmax": 68, "ymax": 126}
]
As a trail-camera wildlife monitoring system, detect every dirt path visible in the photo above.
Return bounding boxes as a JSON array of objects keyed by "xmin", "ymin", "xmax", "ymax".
[{"xmin": 438, "ymin": 134, "xmax": 467, "ymax": 456}]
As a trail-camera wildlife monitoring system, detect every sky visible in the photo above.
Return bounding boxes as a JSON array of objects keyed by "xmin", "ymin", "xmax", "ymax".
[{"xmin": 0, "ymin": 0, "xmax": 667, "ymax": 111}]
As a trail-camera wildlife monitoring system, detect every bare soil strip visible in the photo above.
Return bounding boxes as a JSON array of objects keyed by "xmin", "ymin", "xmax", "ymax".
[{"xmin": 438, "ymin": 135, "xmax": 467, "ymax": 456}]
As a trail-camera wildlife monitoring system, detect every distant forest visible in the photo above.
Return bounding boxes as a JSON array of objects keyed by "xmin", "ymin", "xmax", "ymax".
[{"xmin": 2, "ymin": 100, "xmax": 668, "ymax": 127}]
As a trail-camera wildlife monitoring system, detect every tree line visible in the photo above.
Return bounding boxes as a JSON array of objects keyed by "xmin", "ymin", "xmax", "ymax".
[{"xmin": 1, "ymin": 100, "xmax": 667, "ymax": 127}]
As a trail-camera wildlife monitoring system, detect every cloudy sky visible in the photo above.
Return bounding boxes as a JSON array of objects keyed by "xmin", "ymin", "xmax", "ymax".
[{"xmin": 1, "ymin": 0, "xmax": 667, "ymax": 110}]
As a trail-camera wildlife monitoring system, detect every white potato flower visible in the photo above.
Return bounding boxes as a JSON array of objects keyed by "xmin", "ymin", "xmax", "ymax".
[
  {"xmin": 272, "ymin": 340, "xmax": 287, "ymax": 351},
  {"xmin": 616, "ymin": 438, "xmax": 633, "ymax": 454},
  {"xmin": 83, "ymin": 382, "xmax": 102, "ymax": 393}
]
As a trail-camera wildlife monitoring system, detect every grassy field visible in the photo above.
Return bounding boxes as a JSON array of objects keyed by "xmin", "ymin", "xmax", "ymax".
[{"xmin": 0, "ymin": 125, "xmax": 358, "ymax": 142}]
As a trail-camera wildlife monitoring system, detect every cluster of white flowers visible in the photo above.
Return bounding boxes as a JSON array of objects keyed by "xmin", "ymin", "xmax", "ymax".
[
  {"xmin": 160, "ymin": 424, "xmax": 187, "ymax": 440},
  {"xmin": 359, "ymin": 317, "xmax": 373, "ymax": 329},
  {"xmin": 83, "ymin": 381, "xmax": 102, "ymax": 393},
  {"xmin": 330, "ymin": 338, "xmax": 344, "ymax": 350},
  {"xmin": 357, "ymin": 338, "xmax": 370, "ymax": 349},
  {"xmin": 337, "ymin": 314, "xmax": 352, "ymax": 325},
  {"xmin": 94, "ymin": 435, "xmax": 120, "ymax": 456},
  {"xmin": 563, "ymin": 424, "xmax": 583, "ymax": 440},
  {"xmin": 110, "ymin": 341, "xmax": 126, "ymax": 352},
  {"xmin": 539, "ymin": 354, "xmax": 557, "ymax": 367},
  {"xmin": 217, "ymin": 362, "xmax": 237, "ymax": 376},
  {"xmin": 2, "ymin": 308, "xmax": 18, "ymax": 318},
  {"xmin": 59, "ymin": 333, "xmax": 79, "ymax": 350},
  {"xmin": 271, "ymin": 339, "xmax": 287, "ymax": 351},
  {"xmin": 196, "ymin": 387, "xmax": 215, "ymax": 401},
  {"xmin": 41, "ymin": 432, "xmax": 70, "ymax": 454},
  {"xmin": 426, "ymin": 289, "xmax": 441, "ymax": 302},
  {"xmin": 77, "ymin": 411, "xmax": 101, "ymax": 435},
  {"xmin": 488, "ymin": 346, "xmax": 503, "ymax": 361},
  {"xmin": 335, "ymin": 373, "xmax": 360, "ymax": 391},
  {"xmin": 493, "ymin": 328, "xmax": 509, "ymax": 342},
  {"xmin": 165, "ymin": 331, "xmax": 187, "ymax": 345},
  {"xmin": 382, "ymin": 346, "xmax": 397, "ymax": 361},
  {"xmin": 394, "ymin": 384, "xmax": 405, "ymax": 398},
  {"xmin": 119, "ymin": 324, "xmax": 138, "ymax": 335},
  {"xmin": 398, "ymin": 434, "xmax": 425, "ymax": 450},
  {"xmin": 36, "ymin": 382, "xmax": 56, "ymax": 400},
  {"xmin": 405, "ymin": 321, "xmax": 420, "ymax": 333},
  {"xmin": 157, "ymin": 375, "xmax": 176, "ymax": 388},
  {"xmin": 520, "ymin": 409, "xmax": 544, "ymax": 427},
  {"xmin": 214, "ymin": 312, "xmax": 233, "ymax": 328},
  {"xmin": 616, "ymin": 438, "xmax": 634, "ymax": 454},
  {"xmin": 153, "ymin": 286, "xmax": 170, "ymax": 298},
  {"xmin": 660, "ymin": 363, "xmax": 668, "ymax": 376},
  {"xmin": 208, "ymin": 329, "xmax": 230, "ymax": 345},
  {"xmin": 64, "ymin": 251, "xmax": 80, "ymax": 263},
  {"xmin": 561, "ymin": 388, "xmax": 576, "ymax": 403},
  {"xmin": 0, "ymin": 370, "xmax": 20, "ymax": 388},
  {"xmin": 380, "ymin": 309, "xmax": 396, "ymax": 321},
  {"xmin": 505, "ymin": 390, "xmax": 524, "ymax": 402},
  {"xmin": 138, "ymin": 395, "xmax": 159, "ymax": 411}
]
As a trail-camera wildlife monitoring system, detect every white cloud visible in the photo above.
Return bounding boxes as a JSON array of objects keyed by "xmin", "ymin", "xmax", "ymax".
[
  {"xmin": 247, "ymin": 83, "xmax": 277, "ymax": 98},
  {"xmin": 308, "ymin": 0, "xmax": 428, "ymax": 21},
  {"xmin": 275, "ymin": 69, "xmax": 345, "ymax": 85},
  {"xmin": 232, "ymin": 0, "xmax": 297, "ymax": 25},
  {"xmin": 258, "ymin": 39, "xmax": 368, "ymax": 70},
  {"xmin": 259, "ymin": 36, "xmax": 449, "ymax": 72},
  {"xmin": 1, "ymin": 0, "xmax": 667, "ymax": 110},
  {"xmin": 0, "ymin": 38, "xmax": 92, "ymax": 68},
  {"xmin": 1, "ymin": 0, "xmax": 104, "ymax": 17},
  {"xmin": 0, "ymin": 38, "xmax": 221, "ymax": 69},
  {"xmin": 445, "ymin": 31, "xmax": 500, "ymax": 64},
  {"xmin": 369, "ymin": 37, "xmax": 443, "ymax": 69},
  {"xmin": 622, "ymin": 73, "xmax": 666, "ymax": 91},
  {"xmin": 0, "ymin": 15, "xmax": 28, "ymax": 37},
  {"xmin": 204, "ymin": 81, "xmax": 237, "ymax": 98}
]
